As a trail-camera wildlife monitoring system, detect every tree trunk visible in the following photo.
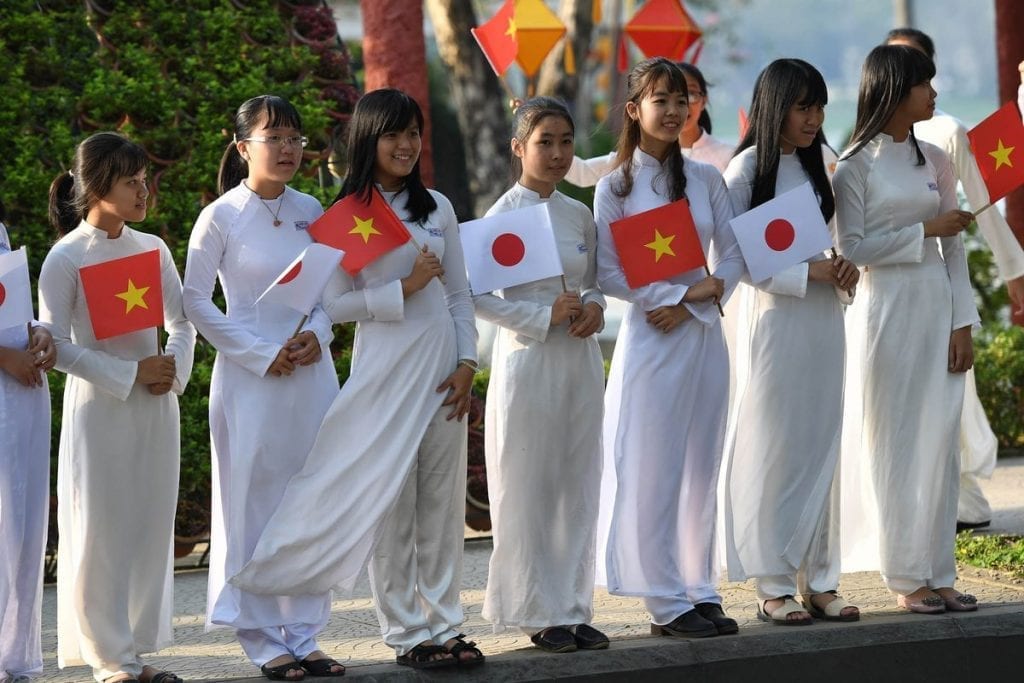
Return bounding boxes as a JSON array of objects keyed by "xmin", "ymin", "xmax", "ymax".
[
  {"xmin": 536, "ymin": 0, "xmax": 595, "ymax": 107},
  {"xmin": 360, "ymin": 0, "xmax": 434, "ymax": 185},
  {"xmin": 994, "ymin": 0, "xmax": 1024, "ymax": 325},
  {"xmin": 425, "ymin": 0, "xmax": 510, "ymax": 218}
]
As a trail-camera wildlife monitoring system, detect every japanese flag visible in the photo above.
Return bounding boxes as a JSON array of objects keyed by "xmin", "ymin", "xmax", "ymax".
[
  {"xmin": 0, "ymin": 247, "xmax": 35, "ymax": 332},
  {"xmin": 256, "ymin": 243, "xmax": 345, "ymax": 316},
  {"xmin": 729, "ymin": 181, "xmax": 833, "ymax": 284},
  {"xmin": 459, "ymin": 202, "xmax": 564, "ymax": 294}
]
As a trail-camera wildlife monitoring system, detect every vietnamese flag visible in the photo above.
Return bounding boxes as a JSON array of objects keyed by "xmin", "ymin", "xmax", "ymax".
[
  {"xmin": 459, "ymin": 202, "xmax": 564, "ymax": 294},
  {"xmin": 0, "ymin": 247, "xmax": 34, "ymax": 332},
  {"xmin": 79, "ymin": 249, "xmax": 163, "ymax": 340},
  {"xmin": 610, "ymin": 198, "xmax": 706, "ymax": 289},
  {"xmin": 308, "ymin": 188, "xmax": 411, "ymax": 276},
  {"xmin": 472, "ymin": 0, "xmax": 517, "ymax": 77},
  {"xmin": 967, "ymin": 101, "xmax": 1024, "ymax": 203}
]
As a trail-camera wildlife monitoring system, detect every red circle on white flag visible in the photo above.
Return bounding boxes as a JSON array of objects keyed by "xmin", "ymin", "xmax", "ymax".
[
  {"xmin": 0, "ymin": 281, "xmax": 6, "ymax": 307},
  {"xmin": 492, "ymin": 233, "xmax": 525, "ymax": 267},
  {"xmin": 764, "ymin": 219, "xmax": 795, "ymax": 252},
  {"xmin": 278, "ymin": 261, "xmax": 303, "ymax": 284}
]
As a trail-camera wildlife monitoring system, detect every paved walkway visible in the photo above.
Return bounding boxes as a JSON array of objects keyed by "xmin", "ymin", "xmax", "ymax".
[{"xmin": 36, "ymin": 457, "xmax": 1024, "ymax": 682}]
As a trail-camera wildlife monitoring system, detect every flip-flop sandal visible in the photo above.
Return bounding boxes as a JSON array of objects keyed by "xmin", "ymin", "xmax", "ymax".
[
  {"xmin": 300, "ymin": 657, "xmax": 346, "ymax": 677},
  {"xmin": 803, "ymin": 591, "xmax": 860, "ymax": 622},
  {"xmin": 395, "ymin": 643, "xmax": 456, "ymax": 669},
  {"xmin": 757, "ymin": 596, "xmax": 813, "ymax": 626},
  {"xmin": 443, "ymin": 634, "xmax": 485, "ymax": 666},
  {"xmin": 260, "ymin": 661, "xmax": 305, "ymax": 680}
]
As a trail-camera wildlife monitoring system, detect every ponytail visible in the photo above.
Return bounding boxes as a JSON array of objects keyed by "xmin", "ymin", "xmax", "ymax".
[
  {"xmin": 217, "ymin": 141, "xmax": 247, "ymax": 196},
  {"xmin": 48, "ymin": 172, "xmax": 81, "ymax": 235}
]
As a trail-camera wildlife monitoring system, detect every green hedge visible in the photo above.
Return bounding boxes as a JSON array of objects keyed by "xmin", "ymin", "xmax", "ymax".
[
  {"xmin": 974, "ymin": 324, "xmax": 1024, "ymax": 450},
  {"xmin": 0, "ymin": 0, "xmax": 357, "ymax": 529}
]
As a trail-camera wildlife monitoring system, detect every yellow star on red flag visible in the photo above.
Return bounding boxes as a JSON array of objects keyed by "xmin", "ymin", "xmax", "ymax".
[
  {"xmin": 309, "ymin": 188, "xmax": 412, "ymax": 276},
  {"xmin": 645, "ymin": 229, "xmax": 677, "ymax": 262},
  {"xmin": 349, "ymin": 215, "xmax": 382, "ymax": 244},
  {"xmin": 967, "ymin": 101, "xmax": 1024, "ymax": 203},
  {"xmin": 78, "ymin": 249, "xmax": 164, "ymax": 340},
  {"xmin": 989, "ymin": 139, "xmax": 1015, "ymax": 170},
  {"xmin": 115, "ymin": 278, "xmax": 150, "ymax": 313}
]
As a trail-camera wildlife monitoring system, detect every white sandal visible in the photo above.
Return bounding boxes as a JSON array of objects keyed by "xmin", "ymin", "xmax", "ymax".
[
  {"xmin": 757, "ymin": 596, "xmax": 813, "ymax": 626},
  {"xmin": 803, "ymin": 591, "xmax": 860, "ymax": 622}
]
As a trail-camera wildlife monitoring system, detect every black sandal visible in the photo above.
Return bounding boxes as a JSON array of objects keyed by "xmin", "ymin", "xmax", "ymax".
[
  {"xmin": 260, "ymin": 660, "xmax": 305, "ymax": 680},
  {"xmin": 395, "ymin": 643, "xmax": 456, "ymax": 670},
  {"xmin": 149, "ymin": 673, "xmax": 184, "ymax": 683},
  {"xmin": 300, "ymin": 657, "xmax": 346, "ymax": 677},
  {"xmin": 443, "ymin": 634, "xmax": 485, "ymax": 666}
]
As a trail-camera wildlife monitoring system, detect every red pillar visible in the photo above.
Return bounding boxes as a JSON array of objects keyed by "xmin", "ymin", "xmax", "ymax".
[
  {"xmin": 360, "ymin": 0, "xmax": 434, "ymax": 185},
  {"xmin": 995, "ymin": 0, "xmax": 1024, "ymax": 324}
]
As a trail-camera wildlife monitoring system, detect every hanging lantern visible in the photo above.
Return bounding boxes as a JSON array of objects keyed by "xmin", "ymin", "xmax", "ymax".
[
  {"xmin": 625, "ymin": 0, "xmax": 702, "ymax": 62},
  {"xmin": 472, "ymin": 0, "xmax": 566, "ymax": 78}
]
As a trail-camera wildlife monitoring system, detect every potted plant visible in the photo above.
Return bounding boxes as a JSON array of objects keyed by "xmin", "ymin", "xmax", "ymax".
[
  {"xmin": 290, "ymin": 5, "xmax": 337, "ymax": 48},
  {"xmin": 313, "ymin": 47, "xmax": 349, "ymax": 83},
  {"xmin": 320, "ymin": 83, "xmax": 360, "ymax": 121}
]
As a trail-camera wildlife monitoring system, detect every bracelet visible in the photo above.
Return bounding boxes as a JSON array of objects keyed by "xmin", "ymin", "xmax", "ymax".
[{"xmin": 458, "ymin": 359, "xmax": 479, "ymax": 372}]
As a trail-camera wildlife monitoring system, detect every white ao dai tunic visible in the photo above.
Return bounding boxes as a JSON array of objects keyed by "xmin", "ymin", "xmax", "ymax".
[
  {"xmin": 183, "ymin": 183, "xmax": 339, "ymax": 631},
  {"xmin": 722, "ymin": 147, "xmax": 849, "ymax": 588},
  {"xmin": 38, "ymin": 222, "xmax": 195, "ymax": 675},
  {"xmin": 595, "ymin": 150, "xmax": 743, "ymax": 617},
  {"xmin": 230, "ymin": 189, "xmax": 477, "ymax": 598},
  {"xmin": 475, "ymin": 184, "xmax": 606, "ymax": 631},
  {"xmin": 0, "ymin": 223, "xmax": 50, "ymax": 680},
  {"xmin": 834, "ymin": 135, "xmax": 978, "ymax": 589}
]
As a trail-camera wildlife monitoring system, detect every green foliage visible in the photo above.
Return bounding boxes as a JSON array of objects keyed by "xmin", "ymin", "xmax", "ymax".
[
  {"xmin": 1, "ymin": 0, "xmax": 357, "ymax": 531},
  {"xmin": 955, "ymin": 532, "xmax": 1024, "ymax": 577},
  {"xmin": 974, "ymin": 324, "xmax": 1024, "ymax": 449}
]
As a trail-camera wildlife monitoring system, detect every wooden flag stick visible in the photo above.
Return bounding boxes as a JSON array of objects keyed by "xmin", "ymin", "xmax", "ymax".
[
  {"xmin": 973, "ymin": 203, "xmax": 993, "ymax": 218},
  {"xmin": 831, "ymin": 247, "xmax": 853, "ymax": 297},
  {"xmin": 560, "ymin": 275, "xmax": 577, "ymax": 325},
  {"xmin": 291, "ymin": 314, "xmax": 308, "ymax": 339},
  {"xmin": 704, "ymin": 264, "xmax": 725, "ymax": 317}
]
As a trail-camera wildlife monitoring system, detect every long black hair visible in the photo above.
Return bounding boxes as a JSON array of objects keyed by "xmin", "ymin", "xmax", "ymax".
[
  {"xmin": 614, "ymin": 57, "xmax": 688, "ymax": 202},
  {"xmin": 218, "ymin": 95, "xmax": 303, "ymax": 196},
  {"xmin": 48, "ymin": 132, "xmax": 148, "ymax": 235},
  {"xmin": 335, "ymin": 88, "xmax": 436, "ymax": 224},
  {"xmin": 677, "ymin": 62, "xmax": 712, "ymax": 135},
  {"xmin": 735, "ymin": 58, "xmax": 835, "ymax": 222},
  {"xmin": 842, "ymin": 45, "xmax": 935, "ymax": 166}
]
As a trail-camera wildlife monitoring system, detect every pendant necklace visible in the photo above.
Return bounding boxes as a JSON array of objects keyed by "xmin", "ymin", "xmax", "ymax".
[{"xmin": 258, "ymin": 193, "xmax": 285, "ymax": 227}]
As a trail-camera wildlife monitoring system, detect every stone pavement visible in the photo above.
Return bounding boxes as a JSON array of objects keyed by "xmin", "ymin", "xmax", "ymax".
[{"xmin": 35, "ymin": 458, "xmax": 1024, "ymax": 682}]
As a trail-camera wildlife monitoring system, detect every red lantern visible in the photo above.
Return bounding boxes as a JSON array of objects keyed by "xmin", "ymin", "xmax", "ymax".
[{"xmin": 625, "ymin": 0, "xmax": 702, "ymax": 62}]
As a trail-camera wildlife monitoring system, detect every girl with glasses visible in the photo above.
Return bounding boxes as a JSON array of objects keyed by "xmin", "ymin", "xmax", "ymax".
[
  {"xmin": 183, "ymin": 95, "xmax": 345, "ymax": 680},
  {"xmin": 230, "ymin": 88, "xmax": 482, "ymax": 670}
]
